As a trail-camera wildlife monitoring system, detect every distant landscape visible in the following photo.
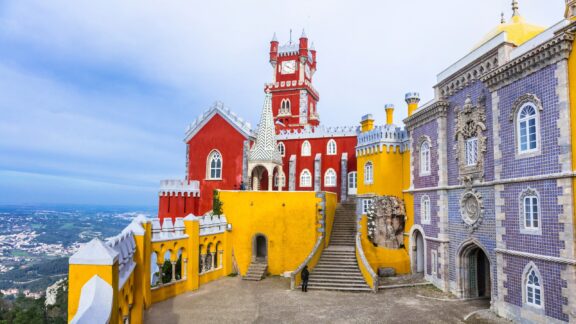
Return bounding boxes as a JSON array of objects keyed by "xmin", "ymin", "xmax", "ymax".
[{"xmin": 0, "ymin": 204, "xmax": 156, "ymax": 296}]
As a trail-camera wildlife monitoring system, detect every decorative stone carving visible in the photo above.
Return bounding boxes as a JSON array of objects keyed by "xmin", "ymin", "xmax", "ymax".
[
  {"xmin": 460, "ymin": 189, "xmax": 484, "ymax": 232},
  {"xmin": 453, "ymin": 95, "xmax": 487, "ymax": 186},
  {"xmin": 509, "ymin": 93, "xmax": 543, "ymax": 121},
  {"xmin": 367, "ymin": 196, "xmax": 406, "ymax": 249},
  {"xmin": 299, "ymin": 90, "xmax": 308, "ymax": 124}
]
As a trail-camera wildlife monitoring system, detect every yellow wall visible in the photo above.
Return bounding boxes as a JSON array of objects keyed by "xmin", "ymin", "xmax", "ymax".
[
  {"xmin": 357, "ymin": 147, "xmax": 406, "ymax": 198},
  {"xmin": 324, "ymin": 192, "xmax": 337, "ymax": 247},
  {"xmin": 568, "ymin": 38, "xmax": 576, "ymax": 234},
  {"xmin": 359, "ymin": 215, "xmax": 410, "ymax": 275},
  {"xmin": 68, "ymin": 263, "xmax": 119, "ymax": 324},
  {"xmin": 356, "ymin": 242, "xmax": 376, "ymax": 290},
  {"xmin": 219, "ymin": 191, "xmax": 324, "ymax": 276},
  {"xmin": 356, "ymin": 142, "xmax": 413, "ymax": 275}
]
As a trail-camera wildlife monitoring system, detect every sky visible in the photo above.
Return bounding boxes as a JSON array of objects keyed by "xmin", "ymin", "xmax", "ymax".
[{"xmin": 0, "ymin": 0, "xmax": 564, "ymax": 206}]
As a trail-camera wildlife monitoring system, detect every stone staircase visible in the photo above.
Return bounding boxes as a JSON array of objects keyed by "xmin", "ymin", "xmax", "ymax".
[
  {"xmin": 304, "ymin": 199, "xmax": 371, "ymax": 292},
  {"xmin": 243, "ymin": 260, "xmax": 267, "ymax": 281}
]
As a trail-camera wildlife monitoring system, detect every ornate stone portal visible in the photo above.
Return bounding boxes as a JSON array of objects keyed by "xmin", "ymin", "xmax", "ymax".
[
  {"xmin": 367, "ymin": 196, "xmax": 406, "ymax": 249},
  {"xmin": 454, "ymin": 95, "xmax": 487, "ymax": 185}
]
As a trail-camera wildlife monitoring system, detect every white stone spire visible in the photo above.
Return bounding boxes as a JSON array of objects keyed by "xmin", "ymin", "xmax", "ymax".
[{"xmin": 249, "ymin": 92, "xmax": 282, "ymax": 164}]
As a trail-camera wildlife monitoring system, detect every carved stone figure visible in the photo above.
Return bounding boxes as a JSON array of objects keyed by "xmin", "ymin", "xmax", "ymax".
[{"xmin": 367, "ymin": 196, "xmax": 406, "ymax": 249}]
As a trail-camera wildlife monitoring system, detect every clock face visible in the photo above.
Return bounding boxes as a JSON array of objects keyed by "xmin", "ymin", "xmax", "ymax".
[
  {"xmin": 305, "ymin": 65, "xmax": 311, "ymax": 78},
  {"xmin": 281, "ymin": 60, "xmax": 296, "ymax": 74}
]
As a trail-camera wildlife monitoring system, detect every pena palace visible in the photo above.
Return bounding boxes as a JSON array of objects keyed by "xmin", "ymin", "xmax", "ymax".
[{"xmin": 67, "ymin": 2, "xmax": 576, "ymax": 323}]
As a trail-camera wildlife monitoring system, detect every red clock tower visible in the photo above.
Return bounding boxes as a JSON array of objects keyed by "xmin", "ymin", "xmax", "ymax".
[{"xmin": 266, "ymin": 30, "xmax": 320, "ymax": 132}]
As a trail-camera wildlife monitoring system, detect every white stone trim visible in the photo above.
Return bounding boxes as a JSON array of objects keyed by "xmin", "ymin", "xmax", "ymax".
[{"xmin": 494, "ymin": 248, "xmax": 576, "ymax": 265}]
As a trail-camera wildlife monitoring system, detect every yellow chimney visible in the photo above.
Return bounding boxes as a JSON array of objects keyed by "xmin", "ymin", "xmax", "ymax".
[
  {"xmin": 405, "ymin": 92, "xmax": 421, "ymax": 117},
  {"xmin": 385, "ymin": 104, "xmax": 394, "ymax": 125},
  {"xmin": 360, "ymin": 114, "xmax": 374, "ymax": 133}
]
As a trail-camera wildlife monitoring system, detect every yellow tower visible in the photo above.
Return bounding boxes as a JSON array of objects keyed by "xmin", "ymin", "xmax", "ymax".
[
  {"xmin": 405, "ymin": 93, "xmax": 420, "ymax": 117},
  {"xmin": 385, "ymin": 104, "xmax": 394, "ymax": 125}
]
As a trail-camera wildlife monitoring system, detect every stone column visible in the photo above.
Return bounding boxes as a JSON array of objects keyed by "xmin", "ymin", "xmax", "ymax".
[
  {"xmin": 171, "ymin": 261, "xmax": 177, "ymax": 281},
  {"xmin": 219, "ymin": 251, "xmax": 223, "ymax": 268},
  {"xmin": 242, "ymin": 140, "xmax": 250, "ymax": 184},
  {"xmin": 157, "ymin": 262, "xmax": 164, "ymax": 286},
  {"xmin": 289, "ymin": 155, "xmax": 296, "ymax": 191},
  {"xmin": 314, "ymin": 153, "xmax": 322, "ymax": 192},
  {"xmin": 268, "ymin": 174, "xmax": 273, "ymax": 191},
  {"xmin": 340, "ymin": 153, "xmax": 348, "ymax": 201},
  {"xmin": 183, "ymin": 258, "xmax": 188, "ymax": 279}
]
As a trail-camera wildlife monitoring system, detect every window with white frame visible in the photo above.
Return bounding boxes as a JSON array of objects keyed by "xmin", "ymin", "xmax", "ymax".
[
  {"xmin": 518, "ymin": 104, "xmax": 538, "ymax": 153},
  {"xmin": 280, "ymin": 99, "xmax": 291, "ymax": 115},
  {"xmin": 420, "ymin": 141, "xmax": 431, "ymax": 175},
  {"xmin": 327, "ymin": 139, "xmax": 337, "ymax": 155},
  {"xmin": 421, "ymin": 195, "xmax": 431, "ymax": 224},
  {"xmin": 466, "ymin": 137, "xmax": 478, "ymax": 166},
  {"xmin": 523, "ymin": 195, "xmax": 539, "ymax": 230},
  {"xmin": 301, "ymin": 140, "xmax": 311, "ymax": 156},
  {"xmin": 278, "ymin": 142, "xmax": 285, "ymax": 157},
  {"xmin": 362, "ymin": 198, "xmax": 373, "ymax": 214},
  {"xmin": 324, "ymin": 168, "xmax": 337, "ymax": 187},
  {"xmin": 300, "ymin": 169, "xmax": 312, "ymax": 187},
  {"xmin": 525, "ymin": 267, "xmax": 543, "ymax": 307},
  {"xmin": 364, "ymin": 161, "xmax": 373, "ymax": 184},
  {"xmin": 431, "ymin": 250, "xmax": 438, "ymax": 275},
  {"xmin": 207, "ymin": 150, "xmax": 222, "ymax": 179}
]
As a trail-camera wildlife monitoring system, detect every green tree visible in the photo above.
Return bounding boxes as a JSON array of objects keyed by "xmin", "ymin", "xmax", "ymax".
[{"xmin": 212, "ymin": 190, "xmax": 224, "ymax": 215}]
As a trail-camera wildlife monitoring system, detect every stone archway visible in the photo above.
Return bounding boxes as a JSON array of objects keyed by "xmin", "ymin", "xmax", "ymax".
[
  {"xmin": 457, "ymin": 240, "xmax": 492, "ymax": 299},
  {"xmin": 250, "ymin": 165, "xmax": 268, "ymax": 191},
  {"xmin": 410, "ymin": 229, "xmax": 425, "ymax": 274}
]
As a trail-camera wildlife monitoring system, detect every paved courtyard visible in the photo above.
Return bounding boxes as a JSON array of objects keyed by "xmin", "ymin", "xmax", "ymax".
[{"xmin": 145, "ymin": 276, "xmax": 509, "ymax": 323}]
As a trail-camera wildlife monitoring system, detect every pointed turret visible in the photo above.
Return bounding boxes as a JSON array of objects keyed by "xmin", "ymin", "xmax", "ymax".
[
  {"xmin": 249, "ymin": 92, "xmax": 282, "ymax": 164},
  {"xmin": 270, "ymin": 32, "xmax": 279, "ymax": 65},
  {"xmin": 299, "ymin": 28, "xmax": 308, "ymax": 60}
]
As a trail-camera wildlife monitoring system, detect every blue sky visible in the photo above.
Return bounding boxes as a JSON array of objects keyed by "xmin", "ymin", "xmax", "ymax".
[{"xmin": 0, "ymin": 0, "xmax": 563, "ymax": 206}]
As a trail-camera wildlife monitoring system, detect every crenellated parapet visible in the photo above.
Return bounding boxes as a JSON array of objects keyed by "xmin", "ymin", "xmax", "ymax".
[
  {"xmin": 68, "ymin": 213, "xmax": 234, "ymax": 323},
  {"xmin": 276, "ymin": 124, "xmax": 358, "ymax": 139},
  {"xmin": 159, "ymin": 179, "xmax": 200, "ymax": 197},
  {"xmin": 356, "ymin": 125, "xmax": 409, "ymax": 155},
  {"xmin": 199, "ymin": 214, "xmax": 228, "ymax": 236},
  {"xmin": 264, "ymin": 79, "xmax": 320, "ymax": 100}
]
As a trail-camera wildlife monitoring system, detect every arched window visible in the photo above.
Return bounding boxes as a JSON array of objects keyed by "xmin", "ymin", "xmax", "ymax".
[
  {"xmin": 518, "ymin": 103, "xmax": 538, "ymax": 153},
  {"xmin": 324, "ymin": 168, "xmax": 337, "ymax": 187},
  {"xmin": 301, "ymin": 140, "xmax": 311, "ymax": 156},
  {"xmin": 523, "ymin": 194, "xmax": 539, "ymax": 230},
  {"xmin": 280, "ymin": 99, "xmax": 291, "ymax": 115},
  {"xmin": 300, "ymin": 169, "xmax": 312, "ymax": 187},
  {"xmin": 278, "ymin": 142, "xmax": 285, "ymax": 157},
  {"xmin": 327, "ymin": 139, "xmax": 337, "ymax": 155},
  {"xmin": 364, "ymin": 161, "xmax": 373, "ymax": 184},
  {"xmin": 274, "ymin": 173, "xmax": 285, "ymax": 187},
  {"xmin": 525, "ymin": 266, "xmax": 543, "ymax": 308},
  {"xmin": 421, "ymin": 195, "xmax": 431, "ymax": 224},
  {"xmin": 207, "ymin": 150, "xmax": 222, "ymax": 179},
  {"xmin": 420, "ymin": 141, "xmax": 431, "ymax": 175}
]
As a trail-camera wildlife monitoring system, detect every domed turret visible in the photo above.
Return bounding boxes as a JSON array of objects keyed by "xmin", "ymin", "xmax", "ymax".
[{"xmin": 474, "ymin": 0, "xmax": 545, "ymax": 49}]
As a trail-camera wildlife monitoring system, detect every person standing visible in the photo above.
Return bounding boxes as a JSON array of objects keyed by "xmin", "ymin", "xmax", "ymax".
[{"xmin": 301, "ymin": 265, "xmax": 310, "ymax": 292}]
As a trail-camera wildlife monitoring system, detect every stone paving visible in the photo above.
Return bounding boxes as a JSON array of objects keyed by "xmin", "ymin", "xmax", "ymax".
[{"xmin": 145, "ymin": 276, "xmax": 510, "ymax": 323}]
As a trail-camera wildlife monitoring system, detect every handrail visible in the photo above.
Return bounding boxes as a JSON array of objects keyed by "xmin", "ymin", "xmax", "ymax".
[
  {"xmin": 290, "ymin": 235, "xmax": 324, "ymax": 290},
  {"xmin": 356, "ymin": 232, "xmax": 378, "ymax": 292}
]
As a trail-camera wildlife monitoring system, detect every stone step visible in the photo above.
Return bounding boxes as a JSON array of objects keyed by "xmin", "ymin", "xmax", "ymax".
[
  {"xmin": 306, "ymin": 282, "xmax": 370, "ymax": 289},
  {"xmin": 309, "ymin": 278, "xmax": 367, "ymax": 284},
  {"xmin": 305, "ymin": 286, "xmax": 372, "ymax": 292}
]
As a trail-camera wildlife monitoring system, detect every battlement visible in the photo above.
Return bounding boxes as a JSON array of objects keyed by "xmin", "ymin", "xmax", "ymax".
[
  {"xmin": 356, "ymin": 125, "xmax": 409, "ymax": 154},
  {"xmin": 264, "ymin": 79, "xmax": 319, "ymax": 99},
  {"xmin": 159, "ymin": 179, "xmax": 200, "ymax": 197},
  {"xmin": 151, "ymin": 217, "xmax": 187, "ymax": 242},
  {"xmin": 106, "ymin": 225, "xmax": 138, "ymax": 289},
  {"xmin": 276, "ymin": 125, "xmax": 359, "ymax": 140}
]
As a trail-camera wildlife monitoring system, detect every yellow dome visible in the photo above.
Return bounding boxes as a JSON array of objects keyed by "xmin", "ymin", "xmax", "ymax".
[{"xmin": 474, "ymin": 14, "xmax": 545, "ymax": 49}]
